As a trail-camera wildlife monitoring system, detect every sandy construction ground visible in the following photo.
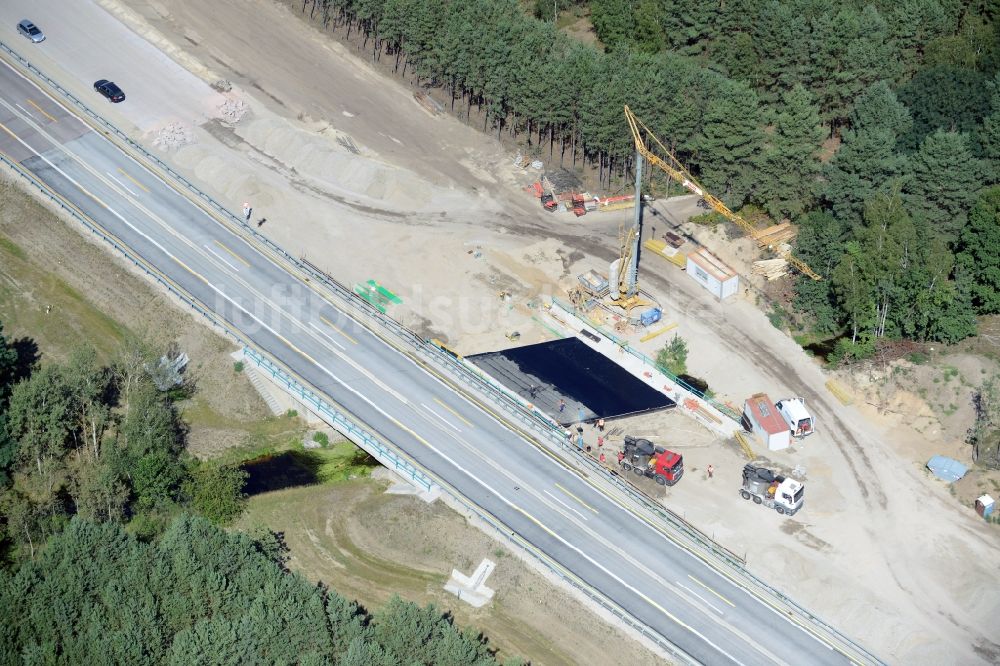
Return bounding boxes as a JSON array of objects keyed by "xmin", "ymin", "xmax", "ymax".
[{"xmin": 2, "ymin": 0, "xmax": 999, "ymax": 662}]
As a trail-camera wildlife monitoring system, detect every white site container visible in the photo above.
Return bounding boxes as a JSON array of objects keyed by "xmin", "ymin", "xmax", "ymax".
[
  {"xmin": 743, "ymin": 393, "xmax": 791, "ymax": 451},
  {"xmin": 686, "ymin": 248, "xmax": 739, "ymax": 300}
]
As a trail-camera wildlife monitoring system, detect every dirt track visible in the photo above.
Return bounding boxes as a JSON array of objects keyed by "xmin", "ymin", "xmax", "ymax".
[{"xmin": 11, "ymin": 0, "xmax": 1000, "ymax": 662}]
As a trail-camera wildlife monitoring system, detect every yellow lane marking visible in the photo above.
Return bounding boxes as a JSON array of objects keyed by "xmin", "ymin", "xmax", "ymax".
[
  {"xmin": 26, "ymin": 98, "xmax": 56, "ymax": 123},
  {"xmin": 117, "ymin": 167, "xmax": 150, "ymax": 193},
  {"xmin": 514, "ymin": 505, "xmax": 560, "ymax": 538},
  {"xmin": 171, "ymin": 256, "xmax": 211, "ymax": 285},
  {"xmin": 213, "ymin": 239, "xmax": 250, "ymax": 267},
  {"xmin": 555, "ymin": 482, "xmax": 599, "ymax": 514},
  {"xmin": 0, "ymin": 119, "xmax": 21, "ymax": 140},
  {"xmin": 433, "ymin": 397, "xmax": 473, "ymax": 427},
  {"xmin": 10, "ymin": 70, "xmax": 858, "ymax": 659},
  {"xmin": 0, "ymin": 120, "xmax": 114, "ymax": 213},
  {"xmin": 688, "ymin": 575, "xmax": 735, "ymax": 608},
  {"xmin": 320, "ymin": 314, "xmax": 358, "ymax": 344}
]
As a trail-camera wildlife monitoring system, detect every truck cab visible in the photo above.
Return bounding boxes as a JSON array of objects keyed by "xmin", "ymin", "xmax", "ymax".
[
  {"xmin": 771, "ymin": 477, "xmax": 804, "ymax": 514},
  {"xmin": 620, "ymin": 436, "xmax": 684, "ymax": 486},
  {"xmin": 740, "ymin": 464, "xmax": 804, "ymax": 515}
]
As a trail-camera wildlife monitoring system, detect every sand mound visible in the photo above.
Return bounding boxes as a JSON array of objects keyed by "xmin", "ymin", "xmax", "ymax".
[{"xmin": 236, "ymin": 117, "xmax": 445, "ymax": 211}]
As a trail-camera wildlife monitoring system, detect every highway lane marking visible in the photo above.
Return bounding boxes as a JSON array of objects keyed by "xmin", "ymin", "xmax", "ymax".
[
  {"xmin": 0, "ymin": 119, "xmax": 111, "ymax": 213},
  {"xmin": 204, "ymin": 243, "xmax": 241, "ymax": 272},
  {"xmin": 6, "ymin": 101, "xmax": 420, "ymax": 424},
  {"xmin": 201, "ymin": 280, "xmax": 410, "ymax": 430},
  {"xmin": 107, "ymin": 172, "xmax": 137, "ymax": 197},
  {"xmin": 676, "ymin": 583, "xmax": 725, "ymax": 616},
  {"xmin": 1, "ymin": 67, "xmax": 613, "ymax": 532},
  {"xmin": 421, "ymin": 403, "xmax": 461, "ymax": 432},
  {"xmin": 308, "ymin": 322, "xmax": 345, "ymax": 350},
  {"xmin": 392, "ymin": 427, "xmax": 746, "ymax": 664},
  {"xmin": 320, "ymin": 315, "xmax": 358, "ymax": 344},
  {"xmin": 404, "ymin": 374, "xmax": 795, "ymax": 664},
  {"xmin": 102, "ymin": 142, "xmax": 796, "ymax": 665},
  {"xmin": 0, "ymin": 71, "xmax": 846, "ymax": 662},
  {"xmin": 320, "ymin": 317, "xmax": 791, "ymax": 662},
  {"xmin": 554, "ymin": 482, "xmax": 599, "ymax": 514},
  {"xmin": 1, "ymin": 119, "xmax": 702, "ymax": 659},
  {"xmin": 96, "ymin": 203, "xmax": 209, "ymax": 284},
  {"xmin": 279, "ymin": 348, "xmax": 733, "ymax": 659},
  {"xmin": 689, "ymin": 574, "xmax": 736, "ymax": 608},
  {"xmin": 0, "ymin": 90, "xmax": 616, "ymax": 605},
  {"xmin": 433, "ymin": 397, "xmax": 473, "ymax": 427},
  {"xmin": 117, "ymin": 167, "xmax": 150, "ymax": 193},
  {"xmin": 0, "ymin": 100, "xmax": 405, "ymax": 417},
  {"xmin": 26, "ymin": 98, "xmax": 56, "ymax": 123},
  {"xmin": 543, "ymin": 489, "xmax": 587, "ymax": 521},
  {"xmin": 213, "ymin": 239, "xmax": 250, "ymax": 268}
]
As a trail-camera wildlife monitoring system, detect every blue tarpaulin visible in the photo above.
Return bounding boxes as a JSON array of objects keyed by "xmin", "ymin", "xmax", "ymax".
[{"xmin": 926, "ymin": 455, "xmax": 968, "ymax": 482}]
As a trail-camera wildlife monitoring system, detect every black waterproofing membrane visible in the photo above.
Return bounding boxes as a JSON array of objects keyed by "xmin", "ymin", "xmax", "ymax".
[{"xmin": 467, "ymin": 337, "xmax": 675, "ymax": 427}]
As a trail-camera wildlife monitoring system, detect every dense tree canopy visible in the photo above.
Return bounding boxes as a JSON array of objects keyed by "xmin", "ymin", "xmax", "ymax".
[
  {"xmin": 0, "ymin": 516, "xmax": 517, "ymax": 665},
  {"xmin": 0, "ymin": 332, "xmax": 516, "ymax": 663},
  {"xmin": 294, "ymin": 0, "xmax": 998, "ymax": 354},
  {"xmin": 0, "ymin": 339, "xmax": 247, "ymax": 561}
]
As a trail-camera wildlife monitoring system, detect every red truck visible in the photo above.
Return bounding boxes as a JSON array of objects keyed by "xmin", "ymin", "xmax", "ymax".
[{"xmin": 618, "ymin": 436, "xmax": 683, "ymax": 486}]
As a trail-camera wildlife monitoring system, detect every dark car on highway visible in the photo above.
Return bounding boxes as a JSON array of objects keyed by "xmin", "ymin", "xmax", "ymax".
[
  {"xmin": 93, "ymin": 79, "xmax": 125, "ymax": 103},
  {"xmin": 17, "ymin": 20, "xmax": 45, "ymax": 43}
]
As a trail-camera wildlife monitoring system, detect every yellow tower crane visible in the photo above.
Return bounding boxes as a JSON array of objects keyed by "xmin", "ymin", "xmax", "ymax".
[{"xmin": 623, "ymin": 105, "xmax": 822, "ymax": 281}]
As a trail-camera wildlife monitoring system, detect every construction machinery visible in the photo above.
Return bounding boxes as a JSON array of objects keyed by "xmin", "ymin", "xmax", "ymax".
[
  {"xmin": 740, "ymin": 464, "xmax": 804, "ymax": 516},
  {"xmin": 623, "ymin": 105, "xmax": 821, "ymax": 281},
  {"xmin": 618, "ymin": 436, "xmax": 684, "ymax": 486}
]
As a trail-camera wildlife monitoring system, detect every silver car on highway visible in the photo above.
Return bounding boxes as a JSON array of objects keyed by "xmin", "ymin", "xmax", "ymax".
[{"xmin": 17, "ymin": 20, "xmax": 45, "ymax": 43}]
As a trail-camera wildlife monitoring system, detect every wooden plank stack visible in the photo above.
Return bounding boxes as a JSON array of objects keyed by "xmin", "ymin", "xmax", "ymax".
[
  {"xmin": 752, "ymin": 258, "xmax": 788, "ymax": 280},
  {"xmin": 755, "ymin": 222, "xmax": 797, "ymax": 247}
]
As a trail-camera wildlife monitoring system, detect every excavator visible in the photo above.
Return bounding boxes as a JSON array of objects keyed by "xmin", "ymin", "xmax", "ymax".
[{"xmin": 623, "ymin": 105, "xmax": 821, "ymax": 281}]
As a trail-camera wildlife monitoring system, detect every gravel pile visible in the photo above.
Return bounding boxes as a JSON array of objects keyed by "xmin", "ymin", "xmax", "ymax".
[
  {"xmin": 219, "ymin": 98, "xmax": 249, "ymax": 125},
  {"xmin": 152, "ymin": 122, "xmax": 193, "ymax": 150}
]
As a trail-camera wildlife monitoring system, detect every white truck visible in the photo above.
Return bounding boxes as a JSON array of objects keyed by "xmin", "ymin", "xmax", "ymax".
[
  {"xmin": 740, "ymin": 464, "xmax": 804, "ymax": 516},
  {"xmin": 775, "ymin": 397, "xmax": 814, "ymax": 438}
]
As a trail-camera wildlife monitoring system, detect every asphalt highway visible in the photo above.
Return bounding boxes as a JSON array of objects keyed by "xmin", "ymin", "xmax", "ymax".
[{"xmin": 0, "ymin": 45, "xmax": 858, "ymax": 666}]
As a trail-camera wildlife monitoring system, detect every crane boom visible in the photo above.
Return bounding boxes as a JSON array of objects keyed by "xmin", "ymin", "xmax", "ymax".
[{"xmin": 624, "ymin": 106, "xmax": 821, "ymax": 281}]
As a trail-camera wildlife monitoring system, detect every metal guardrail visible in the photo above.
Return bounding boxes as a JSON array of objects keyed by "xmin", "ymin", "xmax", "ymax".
[
  {"xmin": 0, "ymin": 42, "xmax": 883, "ymax": 665},
  {"xmin": 0, "ymin": 149, "xmax": 691, "ymax": 663},
  {"xmin": 242, "ymin": 347, "xmax": 433, "ymax": 492}
]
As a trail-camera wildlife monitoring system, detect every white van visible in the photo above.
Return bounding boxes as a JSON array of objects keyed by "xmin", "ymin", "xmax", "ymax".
[{"xmin": 775, "ymin": 398, "xmax": 814, "ymax": 438}]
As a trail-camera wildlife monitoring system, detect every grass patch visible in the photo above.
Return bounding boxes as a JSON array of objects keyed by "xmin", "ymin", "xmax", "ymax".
[
  {"xmin": 0, "ymin": 231, "xmax": 129, "ymax": 361},
  {"xmin": 0, "ymin": 236, "xmax": 26, "ymax": 260},
  {"xmin": 313, "ymin": 441, "xmax": 376, "ymax": 482},
  {"xmin": 767, "ymin": 305, "xmax": 788, "ymax": 330}
]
